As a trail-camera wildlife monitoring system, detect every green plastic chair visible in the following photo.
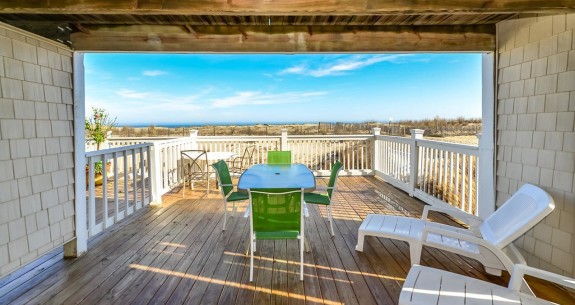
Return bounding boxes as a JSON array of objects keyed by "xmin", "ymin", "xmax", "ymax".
[
  {"xmin": 304, "ymin": 160, "xmax": 343, "ymax": 236},
  {"xmin": 248, "ymin": 188, "xmax": 305, "ymax": 282},
  {"xmin": 267, "ymin": 151, "xmax": 292, "ymax": 164},
  {"xmin": 212, "ymin": 160, "xmax": 249, "ymax": 231}
]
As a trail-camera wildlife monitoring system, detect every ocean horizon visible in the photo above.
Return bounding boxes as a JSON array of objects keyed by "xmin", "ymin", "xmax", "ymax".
[{"xmin": 118, "ymin": 121, "xmax": 377, "ymax": 128}]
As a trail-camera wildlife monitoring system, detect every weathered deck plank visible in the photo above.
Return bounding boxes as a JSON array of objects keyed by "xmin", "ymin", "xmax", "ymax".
[{"xmin": 1, "ymin": 176, "xmax": 572, "ymax": 305}]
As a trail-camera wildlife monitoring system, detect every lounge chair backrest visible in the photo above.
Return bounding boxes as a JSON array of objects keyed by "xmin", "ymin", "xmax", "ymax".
[{"xmin": 480, "ymin": 184, "xmax": 554, "ymax": 249}]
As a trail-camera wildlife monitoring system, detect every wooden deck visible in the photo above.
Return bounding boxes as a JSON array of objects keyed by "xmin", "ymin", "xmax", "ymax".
[{"xmin": 1, "ymin": 176, "xmax": 573, "ymax": 305}]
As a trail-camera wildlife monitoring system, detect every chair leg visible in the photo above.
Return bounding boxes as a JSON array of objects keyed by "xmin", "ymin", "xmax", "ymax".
[
  {"xmin": 409, "ymin": 241, "xmax": 422, "ymax": 265},
  {"xmin": 182, "ymin": 179, "xmax": 185, "ymax": 198},
  {"xmin": 328, "ymin": 205, "xmax": 334, "ymax": 237},
  {"xmin": 355, "ymin": 232, "xmax": 365, "ymax": 252}
]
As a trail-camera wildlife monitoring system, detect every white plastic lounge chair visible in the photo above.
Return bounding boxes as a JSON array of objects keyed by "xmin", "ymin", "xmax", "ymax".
[
  {"xmin": 356, "ymin": 183, "xmax": 555, "ymax": 276},
  {"xmin": 400, "ymin": 264, "xmax": 575, "ymax": 305}
]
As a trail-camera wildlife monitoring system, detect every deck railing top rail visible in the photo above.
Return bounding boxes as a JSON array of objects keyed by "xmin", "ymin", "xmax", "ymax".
[
  {"xmin": 415, "ymin": 138, "xmax": 478, "ymax": 155},
  {"xmin": 85, "ymin": 143, "xmax": 153, "ymax": 157}
]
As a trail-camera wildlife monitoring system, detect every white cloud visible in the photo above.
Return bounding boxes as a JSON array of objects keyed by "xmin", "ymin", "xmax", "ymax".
[
  {"xmin": 279, "ymin": 65, "xmax": 306, "ymax": 75},
  {"xmin": 279, "ymin": 54, "xmax": 414, "ymax": 77},
  {"xmin": 142, "ymin": 70, "xmax": 167, "ymax": 77},
  {"xmin": 212, "ymin": 91, "xmax": 327, "ymax": 108},
  {"xmin": 117, "ymin": 89, "xmax": 152, "ymax": 99}
]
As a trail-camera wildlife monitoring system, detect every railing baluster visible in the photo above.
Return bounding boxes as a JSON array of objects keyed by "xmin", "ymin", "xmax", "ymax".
[
  {"xmin": 461, "ymin": 154, "xmax": 467, "ymax": 210},
  {"xmin": 88, "ymin": 156, "xmax": 96, "ymax": 236},
  {"xmin": 468, "ymin": 155, "xmax": 474, "ymax": 214},
  {"xmin": 102, "ymin": 154, "xmax": 109, "ymax": 229},
  {"xmin": 124, "ymin": 150, "xmax": 129, "ymax": 214},
  {"xmin": 132, "ymin": 149, "xmax": 138, "ymax": 209},
  {"xmin": 113, "ymin": 152, "xmax": 119, "ymax": 221},
  {"xmin": 140, "ymin": 146, "xmax": 145, "ymax": 205}
]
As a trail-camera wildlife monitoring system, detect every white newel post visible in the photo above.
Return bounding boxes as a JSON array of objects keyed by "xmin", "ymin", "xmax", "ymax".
[
  {"xmin": 477, "ymin": 133, "xmax": 495, "ymax": 219},
  {"xmin": 189, "ymin": 130, "xmax": 199, "ymax": 150},
  {"xmin": 150, "ymin": 142, "xmax": 163, "ymax": 206},
  {"xmin": 372, "ymin": 128, "xmax": 381, "ymax": 173},
  {"xmin": 65, "ymin": 52, "xmax": 88, "ymax": 258},
  {"xmin": 280, "ymin": 128, "xmax": 289, "ymax": 150},
  {"xmin": 409, "ymin": 129, "xmax": 424, "ymax": 197}
]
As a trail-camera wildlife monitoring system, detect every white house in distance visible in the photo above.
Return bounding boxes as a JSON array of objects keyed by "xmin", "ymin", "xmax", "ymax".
[{"xmin": 0, "ymin": 0, "xmax": 573, "ymax": 292}]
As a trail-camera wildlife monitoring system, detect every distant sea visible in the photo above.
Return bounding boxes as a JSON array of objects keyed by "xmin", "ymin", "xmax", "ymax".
[{"xmin": 119, "ymin": 122, "xmax": 358, "ymax": 127}]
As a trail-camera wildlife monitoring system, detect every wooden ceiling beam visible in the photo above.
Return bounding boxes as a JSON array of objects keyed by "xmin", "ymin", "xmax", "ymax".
[
  {"xmin": 0, "ymin": 0, "xmax": 572, "ymax": 15},
  {"xmin": 70, "ymin": 24, "xmax": 495, "ymax": 52}
]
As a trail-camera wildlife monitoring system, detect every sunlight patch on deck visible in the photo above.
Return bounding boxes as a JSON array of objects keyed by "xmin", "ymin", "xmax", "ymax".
[
  {"xmin": 223, "ymin": 251, "xmax": 406, "ymax": 281},
  {"xmin": 129, "ymin": 263, "xmax": 344, "ymax": 305}
]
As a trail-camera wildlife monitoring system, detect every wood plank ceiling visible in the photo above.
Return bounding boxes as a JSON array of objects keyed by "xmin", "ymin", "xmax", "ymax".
[{"xmin": 0, "ymin": 1, "xmax": 573, "ymax": 52}]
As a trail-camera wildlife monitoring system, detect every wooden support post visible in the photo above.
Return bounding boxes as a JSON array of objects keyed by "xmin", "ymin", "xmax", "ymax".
[
  {"xmin": 478, "ymin": 52, "xmax": 495, "ymax": 219},
  {"xmin": 65, "ymin": 52, "xmax": 87, "ymax": 258}
]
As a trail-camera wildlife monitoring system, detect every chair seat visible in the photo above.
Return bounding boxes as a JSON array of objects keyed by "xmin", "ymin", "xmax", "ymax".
[
  {"xmin": 256, "ymin": 231, "xmax": 300, "ymax": 240},
  {"xmin": 228, "ymin": 191, "xmax": 249, "ymax": 202},
  {"xmin": 399, "ymin": 265, "xmax": 556, "ymax": 305},
  {"xmin": 304, "ymin": 192, "xmax": 330, "ymax": 205},
  {"xmin": 358, "ymin": 214, "xmax": 480, "ymax": 254}
]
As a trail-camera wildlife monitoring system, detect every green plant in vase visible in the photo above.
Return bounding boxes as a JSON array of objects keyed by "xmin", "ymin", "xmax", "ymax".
[
  {"xmin": 85, "ymin": 107, "xmax": 117, "ymax": 185},
  {"xmin": 85, "ymin": 107, "xmax": 117, "ymax": 150},
  {"xmin": 94, "ymin": 160, "xmax": 104, "ymax": 174}
]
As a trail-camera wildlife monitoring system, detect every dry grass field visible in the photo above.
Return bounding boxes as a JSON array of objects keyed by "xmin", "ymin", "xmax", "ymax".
[{"xmin": 112, "ymin": 118, "xmax": 481, "ymax": 147}]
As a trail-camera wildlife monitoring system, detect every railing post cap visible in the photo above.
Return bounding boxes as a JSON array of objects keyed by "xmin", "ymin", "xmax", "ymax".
[
  {"xmin": 189, "ymin": 130, "xmax": 198, "ymax": 137},
  {"xmin": 372, "ymin": 127, "xmax": 381, "ymax": 135},
  {"xmin": 410, "ymin": 129, "xmax": 425, "ymax": 137}
]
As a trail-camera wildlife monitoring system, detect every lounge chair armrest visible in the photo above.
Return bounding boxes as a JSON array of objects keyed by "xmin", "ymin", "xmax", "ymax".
[
  {"xmin": 421, "ymin": 225, "xmax": 481, "ymax": 241},
  {"xmin": 421, "ymin": 205, "xmax": 482, "ymax": 229},
  {"xmin": 421, "ymin": 226, "xmax": 515, "ymax": 272},
  {"xmin": 509, "ymin": 264, "xmax": 575, "ymax": 291}
]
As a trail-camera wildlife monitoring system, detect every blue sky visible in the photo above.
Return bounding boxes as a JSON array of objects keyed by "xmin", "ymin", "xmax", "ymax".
[{"xmin": 85, "ymin": 53, "xmax": 482, "ymax": 125}]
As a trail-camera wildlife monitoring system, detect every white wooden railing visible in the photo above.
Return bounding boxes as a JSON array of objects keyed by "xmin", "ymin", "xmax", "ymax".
[
  {"xmin": 85, "ymin": 143, "xmax": 152, "ymax": 237},
  {"xmin": 373, "ymin": 129, "xmax": 479, "ymax": 215},
  {"xmin": 90, "ymin": 128, "xmax": 482, "ymax": 217},
  {"xmin": 288, "ymin": 135, "xmax": 373, "ymax": 176}
]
